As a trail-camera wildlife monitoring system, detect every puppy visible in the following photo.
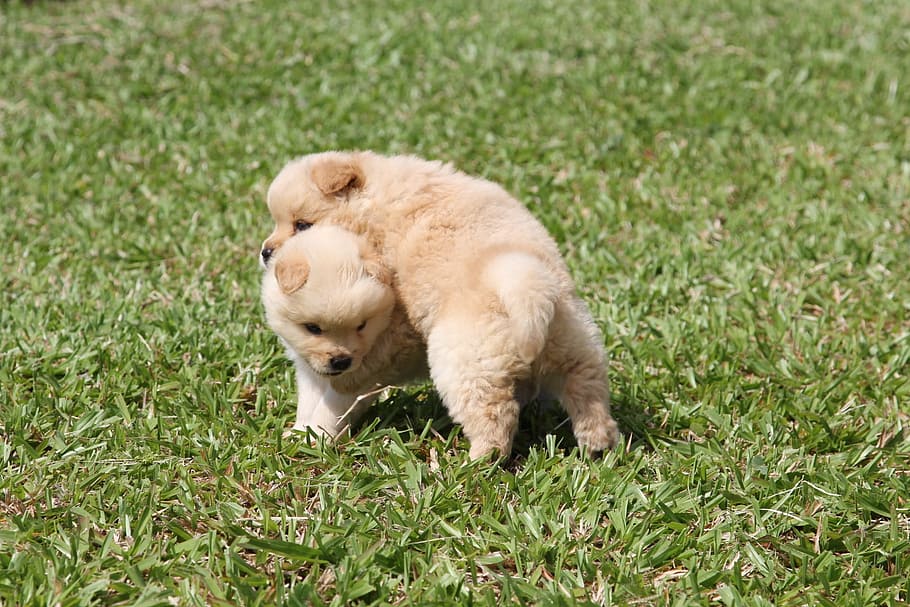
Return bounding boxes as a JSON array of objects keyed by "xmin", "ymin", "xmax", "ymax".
[
  {"xmin": 262, "ymin": 151, "xmax": 619, "ymax": 458},
  {"xmin": 262, "ymin": 224, "xmax": 427, "ymax": 437}
]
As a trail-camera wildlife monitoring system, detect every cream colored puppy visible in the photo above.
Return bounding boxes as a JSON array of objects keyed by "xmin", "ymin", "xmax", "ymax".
[
  {"xmin": 261, "ymin": 151, "xmax": 619, "ymax": 458},
  {"xmin": 262, "ymin": 224, "xmax": 427, "ymax": 436}
]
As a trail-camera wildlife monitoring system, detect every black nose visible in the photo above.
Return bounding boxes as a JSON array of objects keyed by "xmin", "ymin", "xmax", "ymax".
[
  {"xmin": 261, "ymin": 248, "xmax": 273, "ymax": 263},
  {"xmin": 330, "ymin": 355, "xmax": 352, "ymax": 372}
]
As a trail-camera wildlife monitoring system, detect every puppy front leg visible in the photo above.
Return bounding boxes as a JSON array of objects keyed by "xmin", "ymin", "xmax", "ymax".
[{"xmin": 290, "ymin": 361, "xmax": 358, "ymax": 438}]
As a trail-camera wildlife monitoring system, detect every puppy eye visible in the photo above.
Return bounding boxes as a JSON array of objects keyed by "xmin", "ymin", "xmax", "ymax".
[
  {"xmin": 294, "ymin": 220, "xmax": 313, "ymax": 233},
  {"xmin": 356, "ymin": 320, "xmax": 367, "ymax": 332},
  {"xmin": 303, "ymin": 323, "xmax": 322, "ymax": 335}
]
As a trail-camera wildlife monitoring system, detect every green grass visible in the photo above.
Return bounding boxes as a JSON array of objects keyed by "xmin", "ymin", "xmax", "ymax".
[{"xmin": 1, "ymin": 0, "xmax": 909, "ymax": 604}]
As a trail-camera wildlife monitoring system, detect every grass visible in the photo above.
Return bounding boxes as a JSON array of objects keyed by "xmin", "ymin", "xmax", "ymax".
[{"xmin": 1, "ymin": 0, "xmax": 909, "ymax": 604}]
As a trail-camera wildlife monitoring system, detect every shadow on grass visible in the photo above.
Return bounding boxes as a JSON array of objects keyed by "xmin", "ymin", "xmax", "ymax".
[{"xmin": 356, "ymin": 382, "xmax": 659, "ymax": 463}]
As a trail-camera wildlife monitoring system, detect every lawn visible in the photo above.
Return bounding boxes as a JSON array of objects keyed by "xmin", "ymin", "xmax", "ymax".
[{"xmin": 1, "ymin": 0, "xmax": 909, "ymax": 605}]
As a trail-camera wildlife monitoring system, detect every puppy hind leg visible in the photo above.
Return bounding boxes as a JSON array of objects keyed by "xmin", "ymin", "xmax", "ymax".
[
  {"xmin": 548, "ymin": 309, "xmax": 619, "ymax": 453},
  {"xmin": 458, "ymin": 378, "xmax": 521, "ymax": 460},
  {"xmin": 427, "ymin": 319, "xmax": 523, "ymax": 460},
  {"xmin": 560, "ymin": 358, "xmax": 619, "ymax": 453}
]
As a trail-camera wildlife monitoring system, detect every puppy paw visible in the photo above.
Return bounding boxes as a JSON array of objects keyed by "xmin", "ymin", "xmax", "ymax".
[
  {"xmin": 575, "ymin": 417, "xmax": 620, "ymax": 453},
  {"xmin": 467, "ymin": 438, "xmax": 512, "ymax": 461}
]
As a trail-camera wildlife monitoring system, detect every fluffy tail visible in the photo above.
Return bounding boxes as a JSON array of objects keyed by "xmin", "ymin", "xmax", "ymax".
[{"xmin": 482, "ymin": 252, "xmax": 560, "ymax": 363}]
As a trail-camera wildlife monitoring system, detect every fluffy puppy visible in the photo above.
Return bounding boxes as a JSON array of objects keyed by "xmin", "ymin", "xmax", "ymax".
[
  {"xmin": 262, "ymin": 151, "xmax": 619, "ymax": 458},
  {"xmin": 262, "ymin": 224, "xmax": 427, "ymax": 437}
]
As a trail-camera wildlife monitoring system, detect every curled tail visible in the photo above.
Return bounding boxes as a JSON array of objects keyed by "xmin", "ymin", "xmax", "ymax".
[{"xmin": 482, "ymin": 252, "xmax": 561, "ymax": 363}]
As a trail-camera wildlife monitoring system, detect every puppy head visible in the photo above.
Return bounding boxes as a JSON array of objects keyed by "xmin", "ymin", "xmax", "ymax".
[
  {"xmin": 262, "ymin": 224, "xmax": 393, "ymax": 378},
  {"xmin": 260, "ymin": 152, "xmax": 367, "ymax": 268}
]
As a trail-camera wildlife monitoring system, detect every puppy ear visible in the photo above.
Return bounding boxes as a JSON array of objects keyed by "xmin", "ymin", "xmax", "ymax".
[
  {"xmin": 274, "ymin": 257, "xmax": 310, "ymax": 294},
  {"xmin": 311, "ymin": 156, "xmax": 365, "ymax": 196}
]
